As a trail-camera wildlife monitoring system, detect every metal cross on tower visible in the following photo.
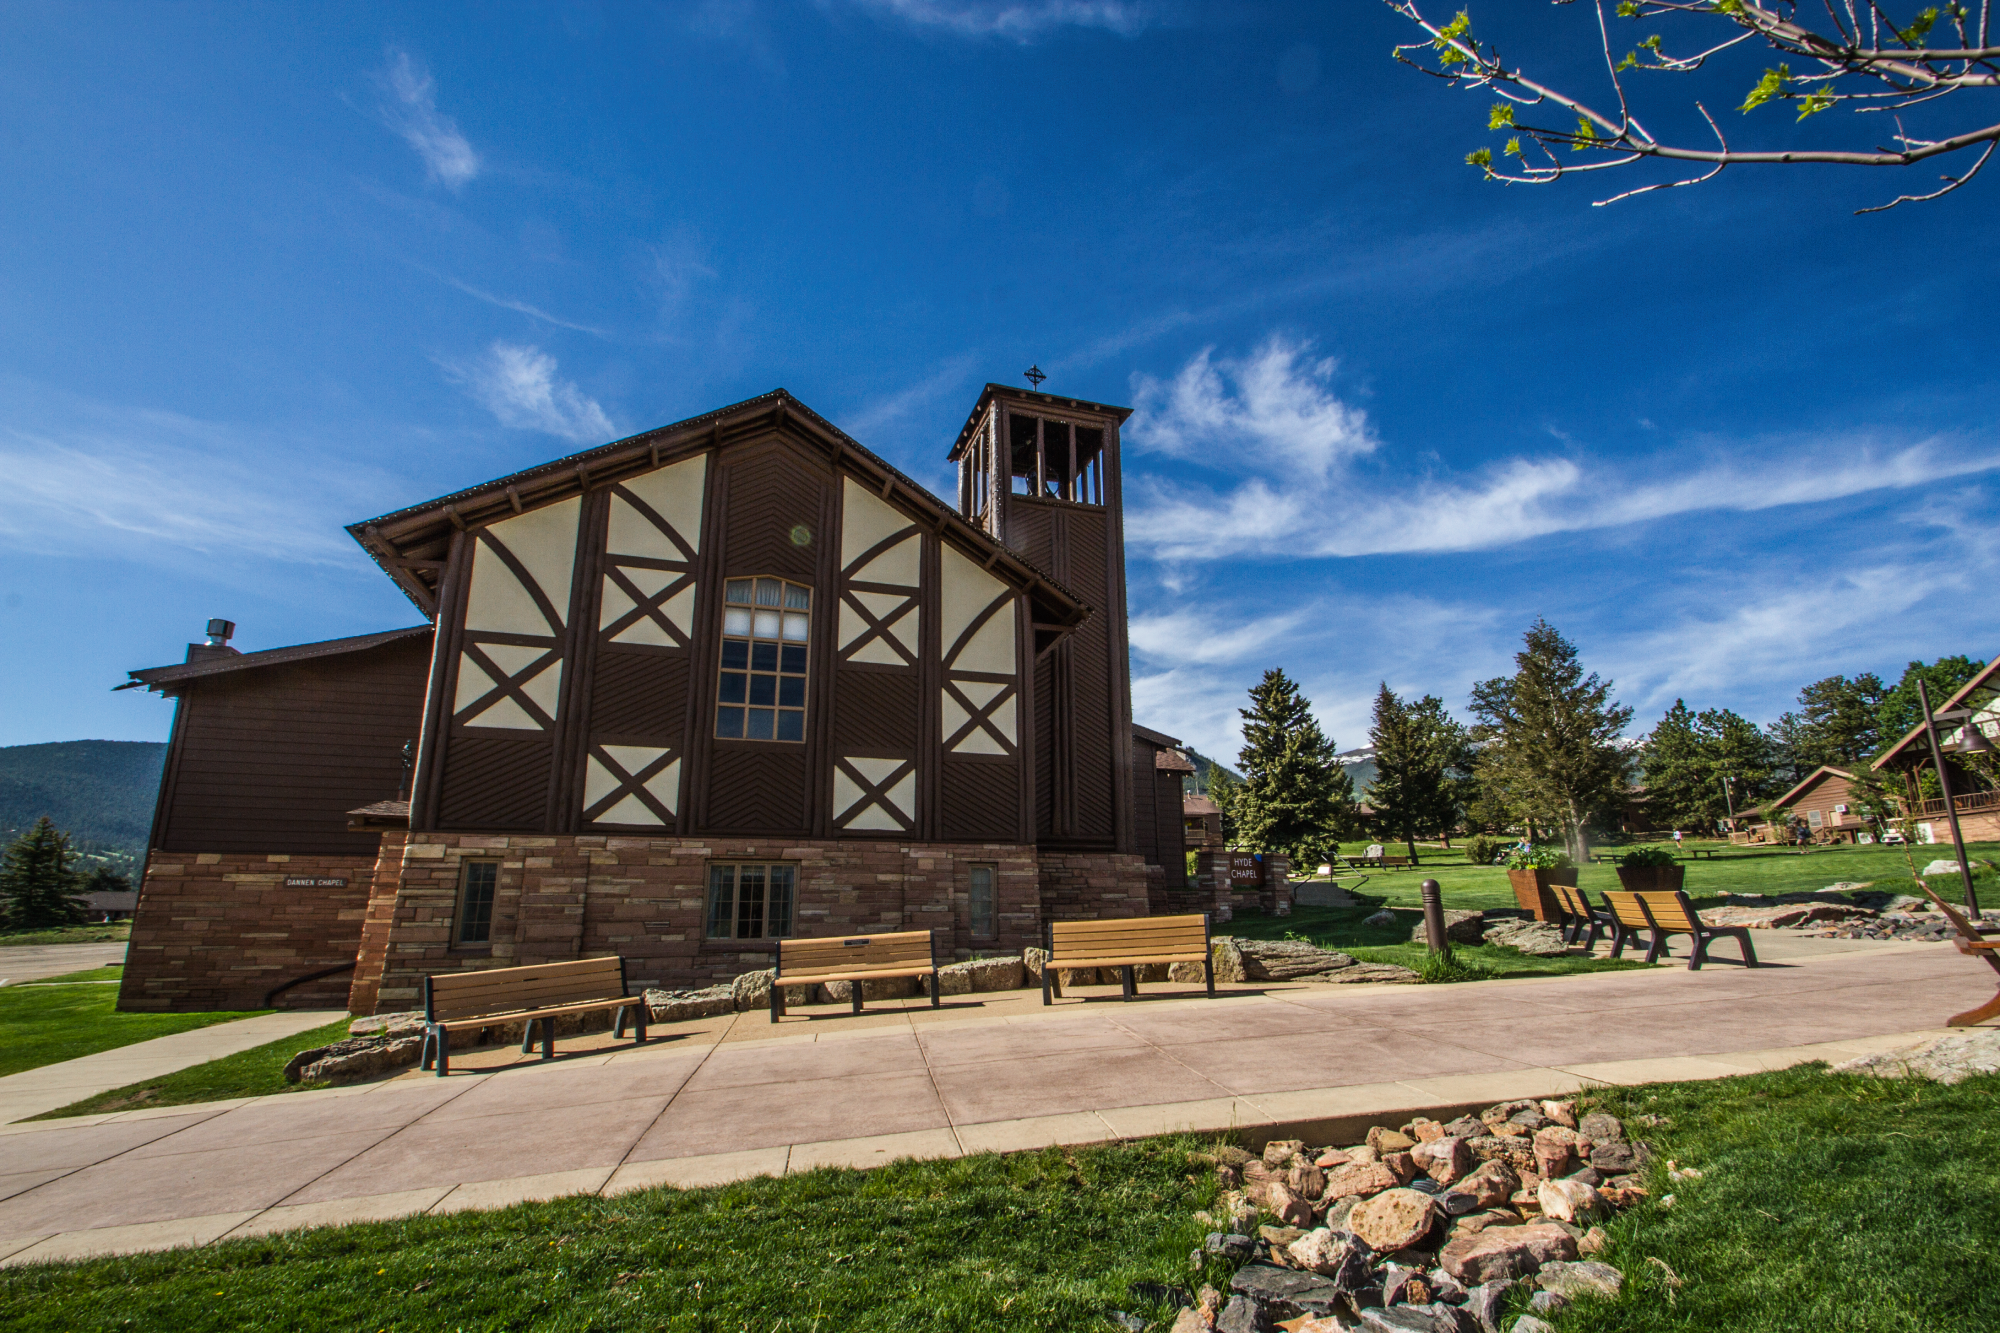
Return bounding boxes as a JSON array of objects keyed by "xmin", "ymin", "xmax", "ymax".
[{"xmin": 1023, "ymin": 365, "xmax": 1046, "ymax": 389}]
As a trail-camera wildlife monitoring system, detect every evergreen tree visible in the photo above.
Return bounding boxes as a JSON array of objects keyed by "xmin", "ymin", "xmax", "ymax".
[
  {"xmin": 1641, "ymin": 700, "xmax": 1709, "ymax": 830},
  {"xmin": 1367, "ymin": 684, "xmax": 1470, "ymax": 862},
  {"xmin": 1468, "ymin": 620, "xmax": 1632, "ymax": 861},
  {"xmin": 0, "ymin": 817, "xmax": 88, "ymax": 930},
  {"xmin": 1766, "ymin": 673, "xmax": 1888, "ymax": 783},
  {"xmin": 1231, "ymin": 669, "xmax": 1357, "ymax": 867},
  {"xmin": 1206, "ymin": 762, "xmax": 1240, "ymax": 844}
]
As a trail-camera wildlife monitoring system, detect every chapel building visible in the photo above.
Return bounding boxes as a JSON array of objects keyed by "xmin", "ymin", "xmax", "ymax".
[{"xmin": 118, "ymin": 385, "xmax": 1199, "ymax": 1014}]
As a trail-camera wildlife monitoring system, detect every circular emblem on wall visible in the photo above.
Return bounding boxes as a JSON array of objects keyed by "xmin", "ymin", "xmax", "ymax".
[{"xmin": 789, "ymin": 524, "xmax": 812, "ymax": 547}]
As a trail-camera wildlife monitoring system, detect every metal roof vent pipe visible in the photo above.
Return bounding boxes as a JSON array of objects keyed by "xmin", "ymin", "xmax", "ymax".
[{"xmin": 186, "ymin": 618, "xmax": 240, "ymax": 663}]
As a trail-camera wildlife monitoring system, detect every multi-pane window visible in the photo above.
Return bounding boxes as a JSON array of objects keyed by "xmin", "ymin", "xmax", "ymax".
[
  {"xmin": 716, "ymin": 577, "xmax": 810, "ymax": 742},
  {"xmin": 968, "ymin": 863, "xmax": 996, "ymax": 938},
  {"xmin": 706, "ymin": 863, "xmax": 796, "ymax": 940},
  {"xmin": 455, "ymin": 861, "xmax": 498, "ymax": 945}
]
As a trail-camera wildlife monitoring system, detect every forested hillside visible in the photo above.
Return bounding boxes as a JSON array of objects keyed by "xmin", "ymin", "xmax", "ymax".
[{"xmin": 0, "ymin": 740, "xmax": 165, "ymax": 869}]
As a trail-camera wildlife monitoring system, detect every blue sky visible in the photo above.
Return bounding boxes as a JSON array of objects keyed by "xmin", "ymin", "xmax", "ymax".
[{"xmin": 2, "ymin": 1, "xmax": 1995, "ymax": 764}]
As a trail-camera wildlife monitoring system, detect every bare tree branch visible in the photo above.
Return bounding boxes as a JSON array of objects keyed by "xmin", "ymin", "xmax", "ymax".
[{"xmin": 1387, "ymin": 0, "xmax": 2000, "ymax": 210}]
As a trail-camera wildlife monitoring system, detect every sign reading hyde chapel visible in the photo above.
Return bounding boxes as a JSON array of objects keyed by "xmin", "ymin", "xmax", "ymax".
[{"xmin": 283, "ymin": 876, "xmax": 349, "ymax": 888}]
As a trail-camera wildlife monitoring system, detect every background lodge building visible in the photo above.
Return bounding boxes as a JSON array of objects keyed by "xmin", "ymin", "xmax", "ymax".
[{"xmin": 119, "ymin": 385, "xmax": 1199, "ymax": 1014}]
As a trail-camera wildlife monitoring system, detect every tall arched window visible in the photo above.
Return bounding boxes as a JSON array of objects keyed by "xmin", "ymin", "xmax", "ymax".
[{"xmin": 715, "ymin": 576, "xmax": 811, "ymax": 742}]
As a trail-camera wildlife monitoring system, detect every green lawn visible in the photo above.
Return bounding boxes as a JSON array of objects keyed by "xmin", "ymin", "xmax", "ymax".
[
  {"xmin": 23, "ymin": 966, "xmax": 126, "ymax": 984},
  {"xmin": 7, "ymin": 1067, "xmax": 1993, "ymax": 1332},
  {"xmin": 1559, "ymin": 1065, "xmax": 2000, "ymax": 1332},
  {"xmin": 0, "ymin": 922, "xmax": 130, "ymax": 947},
  {"xmin": 31, "ymin": 1017, "xmax": 352, "ymax": 1120},
  {"xmin": 0, "ymin": 978, "xmax": 267, "ymax": 1080},
  {"xmin": 1228, "ymin": 900, "xmax": 1646, "ymax": 979},
  {"xmin": 0, "ymin": 1135, "xmax": 1226, "ymax": 1333},
  {"xmin": 1307, "ymin": 840, "xmax": 2000, "ymax": 913}
]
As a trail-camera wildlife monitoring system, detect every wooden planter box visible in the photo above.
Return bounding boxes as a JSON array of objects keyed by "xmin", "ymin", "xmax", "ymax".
[
  {"xmin": 1507, "ymin": 866, "xmax": 1578, "ymax": 921},
  {"xmin": 1614, "ymin": 864, "xmax": 1686, "ymax": 894}
]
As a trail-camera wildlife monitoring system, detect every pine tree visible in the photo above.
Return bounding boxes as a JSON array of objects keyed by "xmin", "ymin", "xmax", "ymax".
[
  {"xmin": 1644, "ymin": 702, "xmax": 1775, "ymax": 831},
  {"xmin": 1231, "ymin": 669, "xmax": 1357, "ymax": 868},
  {"xmin": 1877, "ymin": 657, "xmax": 1985, "ymax": 747},
  {"xmin": 1367, "ymin": 684, "xmax": 1471, "ymax": 863},
  {"xmin": 1469, "ymin": 621, "xmax": 1632, "ymax": 861},
  {"xmin": 1206, "ymin": 762, "xmax": 1240, "ymax": 844},
  {"xmin": 0, "ymin": 817, "xmax": 89, "ymax": 930}
]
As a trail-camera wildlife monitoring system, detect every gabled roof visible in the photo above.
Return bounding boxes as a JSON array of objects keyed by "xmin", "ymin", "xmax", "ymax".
[
  {"xmin": 1872, "ymin": 655, "xmax": 2000, "ymax": 769},
  {"xmin": 1132, "ymin": 723, "xmax": 1182, "ymax": 749},
  {"xmin": 346, "ymin": 388, "xmax": 1092, "ymax": 635},
  {"xmin": 1184, "ymin": 793, "xmax": 1221, "ymax": 817},
  {"xmin": 120, "ymin": 627, "xmax": 432, "ymax": 694},
  {"xmin": 1744, "ymin": 765, "xmax": 1857, "ymax": 816},
  {"xmin": 946, "ymin": 383, "xmax": 1134, "ymax": 463}
]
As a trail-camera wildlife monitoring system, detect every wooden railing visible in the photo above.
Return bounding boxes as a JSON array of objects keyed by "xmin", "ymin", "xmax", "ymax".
[{"xmin": 1909, "ymin": 788, "xmax": 2000, "ymax": 819}]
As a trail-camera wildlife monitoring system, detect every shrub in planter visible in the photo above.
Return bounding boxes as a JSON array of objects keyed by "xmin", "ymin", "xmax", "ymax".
[
  {"xmin": 1502, "ymin": 845, "xmax": 1576, "ymax": 921},
  {"xmin": 1615, "ymin": 843, "xmax": 1685, "ymax": 892}
]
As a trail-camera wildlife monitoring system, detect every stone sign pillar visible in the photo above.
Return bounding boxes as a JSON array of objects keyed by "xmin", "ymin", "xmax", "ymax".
[
  {"xmin": 1260, "ymin": 855, "xmax": 1292, "ymax": 916},
  {"xmin": 1195, "ymin": 849, "xmax": 1234, "ymax": 923}
]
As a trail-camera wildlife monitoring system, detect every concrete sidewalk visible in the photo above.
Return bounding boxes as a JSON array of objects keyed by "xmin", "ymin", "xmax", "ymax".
[
  {"xmin": 2, "ymin": 937, "xmax": 1988, "ymax": 1267},
  {"xmin": 0, "ymin": 1011, "xmax": 346, "ymax": 1126},
  {"xmin": 0, "ymin": 943, "xmax": 129, "ymax": 985}
]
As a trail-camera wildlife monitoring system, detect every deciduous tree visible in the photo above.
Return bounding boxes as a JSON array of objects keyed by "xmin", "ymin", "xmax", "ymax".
[
  {"xmin": 1232, "ymin": 669, "xmax": 1359, "ymax": 867},
  {"xmin": 1388, "ymin": 1, "xmax": 2000, "ymax": 211}
]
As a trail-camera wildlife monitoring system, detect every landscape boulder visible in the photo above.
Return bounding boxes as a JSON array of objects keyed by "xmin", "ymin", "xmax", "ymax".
[
  {"xmin": 1357, "ymin": 1306, "xmax": 1475, "ymax": 1333},
  {"xmin": 1286, "ymin": 1228, "xmax": 1375, "ymax": 1287},
  {"xmin": 283, "ymin": 1034, "xmax": 424, "ymax": 1085},
  {"xmin": 1535, "ymin": 1260, "xmax": 1623, "ymax": 1301},
  {"xmin": 728, "ymin": 970, "xmax": 817, "ymax": 1011},
  {"xmin": 1832, "ymin": 1028, "xmax": 2000, "ymax": 1084},
  {"xmin": 1536, "ymin": 1178, "xmax": 1609, "ymax": 1224},
  {"xmin": 1407, "ymin": 910, "xmax": 1486, "ymax": 946},
  {"xmin": 1322, "ymin": 1161, "xmax": 1400, "ymax": 1202},
  {"xmin": 1349, "ymin": 1188, "xmax": 1439, "ymax": 1253},
  {"xmin": 1412, "ymin": 1136, "xmax": 1472, "ymax": 1186},
  {"xmin": 1480, "ymin": 919, "xmax": 1568, "ymax": 957},
  {"xmin": 644, "ymin": 985, "xmax": 736, "ymax": 1023},
  {"xmin": 1436, "ymin": 1223, "xmax": 1578, "ymax": 1284},
  {"xmin": 1228, "ymin": 1263, "xmax": 1349, "ymax": 1321},
  {"xmin": 348, "ymin": 1010, "xmax": 422, "ymax": 1038},
  {"xmin": 1226, "ymin": 938, "xmax": 1417, "ymax": 985},
  {"xmin": 1453, "ymin": 1160, "xmax": 1518, "ymax": 1209},
  {"xmin": 821, "ymin": 974, "xmax": 916, "ymax": 1003}
]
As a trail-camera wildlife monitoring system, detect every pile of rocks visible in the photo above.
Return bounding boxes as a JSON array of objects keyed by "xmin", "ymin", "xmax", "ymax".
[
  {"xmin": 283, "ymin": 1012, "xmax": 426, "ymax": 1084},
  {"xmin": 1173, "ymin": 1099, "xmax": 1644, "ymax": 1333},
  {"xmin": 1213, "ymin": 939, "xmax": 1419, "ymax": 987},
  {"xmin": 644, "ymin": 954, "xmax": 1028, "ymax": 1018}
]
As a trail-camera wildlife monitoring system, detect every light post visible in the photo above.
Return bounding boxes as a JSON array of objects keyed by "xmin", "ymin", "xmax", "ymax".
[
  {"xmin": 1720, "ymin": 774, "xmax": 1736, "ymax": 831},
  {"xmin": 1915, "ymin": 678, "xmax": 1994, "ymax": 916}
]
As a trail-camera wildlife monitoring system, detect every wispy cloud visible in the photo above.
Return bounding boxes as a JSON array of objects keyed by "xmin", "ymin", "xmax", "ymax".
[
  {"xmin": 1125, "ymin": 335, "xmax": 2000, "ymax": 563},
  {"xmin": 839, "ymin": 0, "xmax": 1155, "ymax": 40},
  {"xmin": 377, "ymin": 50, "xmax": 479, "ymax": 189},
  {"xmin": 842, "ymin": 354, "xmax": 980, "ymax": 443},
  {"xmin": 0, "ymin": 379, "xmax": 385, "ymax": 567},
  {"xmin": 419, "ymin": 268, "xmax": 609, "ymax": 337},
  {"xmin": 439, "ymin": 342, "xmax": 616, "ymax": 444}
]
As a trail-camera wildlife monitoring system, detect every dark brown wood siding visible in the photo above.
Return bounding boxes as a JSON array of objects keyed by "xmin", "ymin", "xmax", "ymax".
[{"xmin": 154, "ymin": 636, "xmax": 430, "ymax": 856}]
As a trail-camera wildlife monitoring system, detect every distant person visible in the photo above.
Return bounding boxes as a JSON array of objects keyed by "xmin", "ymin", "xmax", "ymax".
[{"xmin": 1672, "ymin": 829, "xmax": 1683, "ymax": 848}]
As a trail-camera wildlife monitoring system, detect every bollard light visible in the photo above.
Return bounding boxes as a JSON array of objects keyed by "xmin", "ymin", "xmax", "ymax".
[{"xmin": 1421, "ymin": 879, "xmax": 1448, "ymax": 953}]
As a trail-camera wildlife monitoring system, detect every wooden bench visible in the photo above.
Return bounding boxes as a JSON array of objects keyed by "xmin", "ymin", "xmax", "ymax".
[
  {"xmin": 1380, "ymin": 855, "xmax": 1413, "ymax": 869},
  {"xmin": 1684, "ymin": 848, "xmax": 1720, "ymax": 860},
  {"xmin": 1918, "ymin": 882, "xmax": 2000, "ymax": 1027},
  {"xmin": 420, "ymin": 957, "xmax": 646, "ymax": 1077},
  {"xmin": 1043, "ymin": 914, "xmax": 1214, "ymax": 1004},
  {"xmin": 1549, "ymin": 883, "xmax": 1613, "ymax": 951},
  {"xmin": 770, "ymin": 929, "xmax": 940, "ymax": 1022},
  {"xmin": 1602, "ymin": 890, "xmax": 1760, "ymax": 970}
]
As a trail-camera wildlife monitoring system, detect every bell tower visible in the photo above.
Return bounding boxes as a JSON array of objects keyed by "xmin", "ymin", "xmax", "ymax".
[{"xmin": 949, "ymin": 384, "xmax": 1135, "ymax": 854}]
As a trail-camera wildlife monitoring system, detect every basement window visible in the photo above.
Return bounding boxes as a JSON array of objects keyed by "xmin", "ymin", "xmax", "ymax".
[
  {"xmin": 716, "ymin": 577, "xmax": 810, "ymax": 742},
  {"xmin": 455, "ymin": 861, "xmax": 499, "ymax": 945},
  {"xmin": 706, "ymin": 863, "xmax": 796, "ymax": 940}
]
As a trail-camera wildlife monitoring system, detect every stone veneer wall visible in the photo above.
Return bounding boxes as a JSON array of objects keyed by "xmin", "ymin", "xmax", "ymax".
[
  {"xmin": 1035, "ymin": 851, "xmax": 1154, "ymax": 925},
  {"xmin": 344, "ymin": 830, "xmax": 409, "ymax": 1015},
  {"xmin": 358, "ymin": 833, "xmax": 1044, "ymax": 1015},
  {"xmin": 120, "ymin": 851, "xmax": 376, "ymax": 1012}
]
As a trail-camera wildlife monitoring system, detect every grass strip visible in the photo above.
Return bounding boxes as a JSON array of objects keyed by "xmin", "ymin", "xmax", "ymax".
[
  {"xmin": 29, "ymin": 1017, "xmax": 354, "ymax": 1120},
  {"xmin": 17, "ymin": 966, "xmax": 127, "ymax": 985},
  {"xmin": 0, "ymin": 983, "xmax": 267, "ymax": 1079},
  {"xmin": 0, "ymin": 1134, "xmax": 1229, "ymax": 1332},
  {"xmin": 1562, "ymin": 1064, "xmax": 2000, "ymax": 1332},
  {"xmin": 0, "ymin": 923, "xmax": 131, "ymax": 948}
]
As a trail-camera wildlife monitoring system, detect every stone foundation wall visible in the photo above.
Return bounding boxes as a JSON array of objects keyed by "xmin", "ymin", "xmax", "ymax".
[
  {"xmin": 120, "ymin": 851, "xmax": 376, "ymax": 1012},
  {"xmin": 344, "ymin": 830, "xmax": 409, "ymax": 1015},
  {"xmin": 360, "ymin": 833, "xmax": 1043, "ymax": 1015}
]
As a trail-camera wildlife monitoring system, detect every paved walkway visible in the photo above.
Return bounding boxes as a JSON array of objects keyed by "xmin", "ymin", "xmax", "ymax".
[
  {"xmin": 0, "ymin": 943, "xmax": 129, "ymax": 985},
  {"xmin": 0, "ymin": 1011, "xmax": 347, "ymax": 1126},
  {"xmin": 1, "ymin": 938, "xmax": 1989, "ymax": 1267}
]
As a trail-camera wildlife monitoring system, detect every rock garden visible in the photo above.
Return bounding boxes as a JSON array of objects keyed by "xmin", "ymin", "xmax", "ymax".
[{"xmin": 1168, "ymin": 1097, "xmax": 1648, "ymax": 1333}]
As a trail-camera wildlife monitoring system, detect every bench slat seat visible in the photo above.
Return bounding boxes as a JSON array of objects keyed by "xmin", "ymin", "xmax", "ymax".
[
  {"xmin": 771, "ymin": 929, "xmax": 940, "ymax": 1021},
  {"xmin": 1044, "ymin": 914, "xmax": 1214, "ymax": 1004},
  {"xmin": 420, "ymin": 957, "xmax": 644, "ymax": 1075},
  {"xmin": 1603, "ymin": 890, "xmax": 1758, "ymax": 970}
]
